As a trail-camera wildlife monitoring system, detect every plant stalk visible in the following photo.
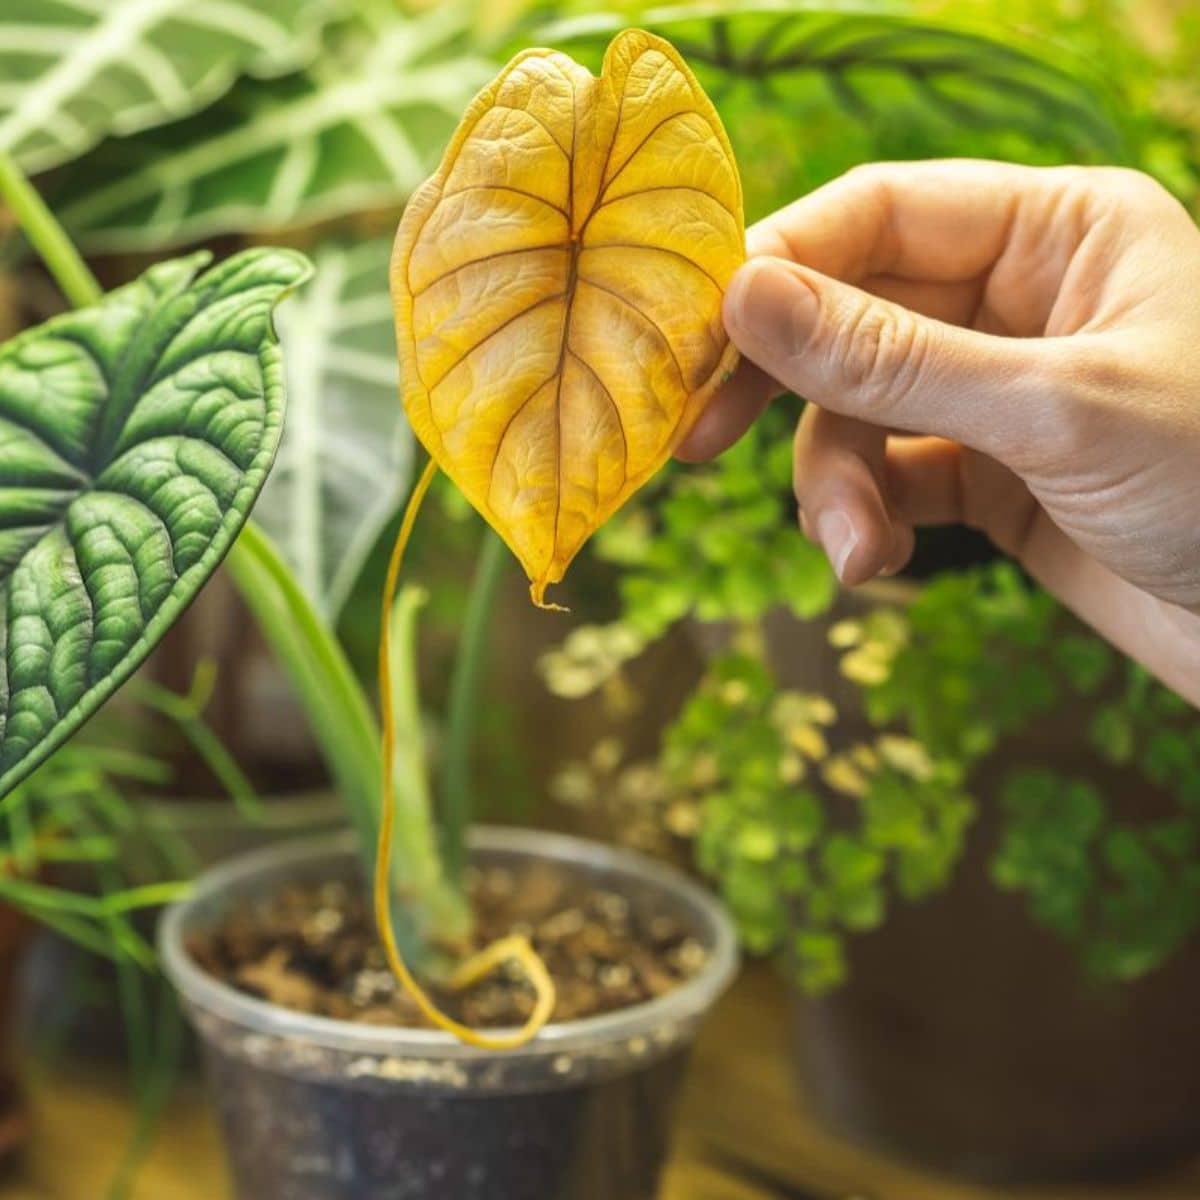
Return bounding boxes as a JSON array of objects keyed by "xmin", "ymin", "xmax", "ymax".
[
  {"xmin": 440, "ymin": 530, "xmax": 507, "ymax": 882},
  {"xmin": 388, "ymin": 586, "xmax": 471, "ymax": 950},
  {"xmin": 225, "ymin": 523, "xmax": 382, "ymax": 861},
  {"xmin": 228, "ymin": 521, "xmax": 470, "ymax": 954},
  {"xmin": 0, "ymin": 151, "xmax": 101, "ymax": 308}
]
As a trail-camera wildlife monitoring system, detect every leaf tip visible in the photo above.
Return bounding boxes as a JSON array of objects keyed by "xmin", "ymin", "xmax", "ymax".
[{"xmin": 530, "ymin": 579, "xmax": 569, "ymax": 613}]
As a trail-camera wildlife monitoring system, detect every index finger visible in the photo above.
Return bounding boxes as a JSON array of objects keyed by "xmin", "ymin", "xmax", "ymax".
[
  {"xmin": 747, "ymin": 158, "xmax": 1060, "ymax": 285},
  {"xmin": 677, "ymin": 159, "xmax": 1076, "ymax": 462}
]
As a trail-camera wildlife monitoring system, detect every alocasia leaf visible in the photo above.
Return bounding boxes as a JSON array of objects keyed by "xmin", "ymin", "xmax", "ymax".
[
  {"xmin": 0, "ymin": 246, "xmax": 311, "ymax": 796},
  {"xmin": 259, "ymin": 238, "xmax": 413, "ymax": 620},
  {"xmin": 390, "ymin": 28, "xmax": 744, "ymax": 605},
  {"xmin": 0, "ymin": 0, "xmax": 338, "ymax": 175},
  {"xmin": 53, "ymin": 5, "xmax": 497, "ymax": 252}
]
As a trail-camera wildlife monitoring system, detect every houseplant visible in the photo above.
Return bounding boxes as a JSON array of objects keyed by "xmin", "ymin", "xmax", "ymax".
[
  {"xmin": 0, "ymin": 46, "xmax": 312, "ymax": 1200},
  {"xmin": 164, "ymin": 24, "xmax": 750, "ymax": 1200},
  {"xmin": 4, "ymin": 1, "xmax": 1193, "ymax": 1194},
  {"xmin": 2, "ymin": 11, "xmax": 744, "ymax": 1193}
]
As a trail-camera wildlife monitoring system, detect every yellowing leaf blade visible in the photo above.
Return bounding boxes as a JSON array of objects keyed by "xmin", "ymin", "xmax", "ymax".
[{"xmin": 391, "ymin": 28, "xmax": 744, "ymax": 604}]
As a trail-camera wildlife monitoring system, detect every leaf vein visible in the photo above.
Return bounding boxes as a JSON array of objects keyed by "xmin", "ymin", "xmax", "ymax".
[{"xmin": 428, "ymin": 291, "xmax": 566, "ymax": 393}]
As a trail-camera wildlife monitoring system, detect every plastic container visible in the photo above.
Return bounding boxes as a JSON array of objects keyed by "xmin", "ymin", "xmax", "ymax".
[{"xmin": 160, "ymin": 827, "xmax": 738, "ymax": 1200}]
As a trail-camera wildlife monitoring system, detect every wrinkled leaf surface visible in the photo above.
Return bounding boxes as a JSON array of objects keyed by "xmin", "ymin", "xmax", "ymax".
[
  {"xmin": 0, "ymin": 247, "xmax": 309, "ymax": 796},
  {"xmin": 391, "ymin": 28, "xmax": 744, "ymax": 604}
]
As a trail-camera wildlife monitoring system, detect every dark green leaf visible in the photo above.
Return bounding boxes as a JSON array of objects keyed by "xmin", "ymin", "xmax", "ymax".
[{"xmin": 0, "ymin": 247, "xmax": 309, "ymax": 795}]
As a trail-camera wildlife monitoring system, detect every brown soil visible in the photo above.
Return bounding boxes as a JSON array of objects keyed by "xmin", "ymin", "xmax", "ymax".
[{"xmin": 189, "ymin": 862, "xmax": 707, "ymax": 1029}]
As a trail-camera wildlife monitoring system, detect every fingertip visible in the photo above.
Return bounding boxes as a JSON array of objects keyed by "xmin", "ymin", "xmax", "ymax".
[{"xmin": 814, "ymin": 504, "xmax": 896, "ymax": 587}]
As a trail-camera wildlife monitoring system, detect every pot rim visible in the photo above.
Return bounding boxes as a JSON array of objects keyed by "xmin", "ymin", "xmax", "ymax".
[{"xmin": 159, "ymin": 825, "xmax": 739, "ymax": 1060}]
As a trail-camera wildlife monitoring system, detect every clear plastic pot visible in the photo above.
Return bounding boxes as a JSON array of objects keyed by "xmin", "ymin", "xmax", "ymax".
[{"xmin": 160, "ymin": 827, "xmax": 738, "ymax": 1200}]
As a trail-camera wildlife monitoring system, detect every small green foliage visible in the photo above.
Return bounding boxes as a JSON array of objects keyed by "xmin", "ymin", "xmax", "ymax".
[
  {"xmin": 991, "ymin": 769, "xmax": 1103, "ymax": 939},
  {"xmin": 1053, "ymin": 633, "xmax": 1115, "ymax": 695},
  {"xmin": 660, "ymin": 649, "xmax": 972, "ymax": 994},
  {"xmin": 845, "ymin": 564, "xmax": 1200, "ymax": 983},
  {"xmin": 855, "ymin": 563, "xmax": 1061, "ymax": 761},
  {"xmin": 595, "ymin": 404, "xmax": 837, "ymax": 641},
  {"xmin": 993, "ymin": 769, "xmax": 1200, "ymax": 980},
  {"xmin": 1086, "ymin": 663, "xmax": 1200, "ymax": 808}
]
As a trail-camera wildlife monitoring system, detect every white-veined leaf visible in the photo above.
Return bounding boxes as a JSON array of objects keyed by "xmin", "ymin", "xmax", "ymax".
[
  {"xmin": 258, "ymin": 238, "xmax": 412, "ymax": 620},
  {"xmin": 53, "ymin": 5, "xmax": 497, "ymax": 251},
  {"xmin": 0, "ymin": 0, "xmax": 342, "ymax": 176}
]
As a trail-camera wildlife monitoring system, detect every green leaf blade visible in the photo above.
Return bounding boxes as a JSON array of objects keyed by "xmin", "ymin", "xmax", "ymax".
[
  {"xmin": 0, "ymin": 0, "xmax": 341, "ymax": 175},
  {"xmin": 0, "ymin": 245, "xmax": 311, "ymax": 796},
  {"xmin": 55, "ymin": 9, "xmax": 496, "ymax": 251}
]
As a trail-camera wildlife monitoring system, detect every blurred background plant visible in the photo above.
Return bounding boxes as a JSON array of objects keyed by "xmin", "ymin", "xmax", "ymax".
[
  {"xmin": 531, "ymin": 0, "xmax": 1200, "ymax": 996},
  {"xmin": 3, "ymin": 0, "xmax": 1195, "ymax": 1005},
  {"xmin": 0, "ymin": 667, "xmax": 253, "ymax": 1198},
  {"xmin": 2, "ymin": 0, "xmax": 1200, "ymax": 1188}
]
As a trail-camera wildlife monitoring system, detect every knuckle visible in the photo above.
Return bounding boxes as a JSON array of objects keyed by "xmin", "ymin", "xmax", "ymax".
[
  {"xmin": 842, "ymin": 160, "xmax": 891, "ymax": 186},
  {"xmin": 828, "ymin": 299, "xmax": 927, "ymax": 416},
  {"xmin": 1057, "ymin": 165, "xmax": 1174, "ymax": 212},
  {"xmin": 1094, "ymin": 165, "xmax": 1169, "ymax": 201}
]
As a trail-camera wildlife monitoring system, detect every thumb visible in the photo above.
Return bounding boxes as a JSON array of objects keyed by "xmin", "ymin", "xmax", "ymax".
[{"xmin": 723, "ymin": 256, "xmax": 1053, "ymax": 458}]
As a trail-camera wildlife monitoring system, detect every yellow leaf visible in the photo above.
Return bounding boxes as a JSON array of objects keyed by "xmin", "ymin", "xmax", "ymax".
[{"xmin": 391, "ymin": 29, "xmax": 745, "ymax": 605}]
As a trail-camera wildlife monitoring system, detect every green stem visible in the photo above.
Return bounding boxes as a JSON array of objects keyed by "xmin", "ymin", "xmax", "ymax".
[
  {"xmin": 0, "ymin": 151, "xmax": 101, "ymax": 308},
  {"xmin": 388, "ymin": 586, "xmax": 471, "ymax": 951},
  {"xmin": 227, "ymin": 522, "xmax": 469, "ymax": 951},
  {"xmin": 440, "ymin": 531, "xmax": 507, "ymax": 882},
  {"xmin": 226, "ymin": 522, "xmax": 382, "ymax": 858}
]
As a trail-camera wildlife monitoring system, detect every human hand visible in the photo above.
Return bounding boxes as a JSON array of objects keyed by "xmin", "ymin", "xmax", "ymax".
[{"xmin": 677, "ymin": 160, "xmax": 1200, "ymax": 705}]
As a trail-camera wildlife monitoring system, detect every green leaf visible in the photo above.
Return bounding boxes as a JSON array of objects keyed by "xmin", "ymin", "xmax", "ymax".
[
  {"xmin": 54, "ymin": 5, "xmax": 497, "ymax": 252},
  {"xmin": 0, "ymin": 0, "xmax": 338, "ymax": 175},
  {"xmin": 258, "ymin": 238, "xmax": 412, "ymax": 619},
  {"xmin": 0, "ymin": 246, "xmax": 310, "ymax": 796},
  {"xmin": 538, "ymin": 5, "xmax": 1127, "ymax": 161},
  {"xmin": 793, "ymin": 928, "xmax": 846, "ymax": 993},
  {"xmin": 1053, "ymin": 632, "xmax": 1113, "ymax": 694},
  {"xmin": 821, "ymin": 834, "xmax": 884, "ymax": 889},
  {"xmin": 1091, "ymin": 704, "xmax": 1136, "ymax": 764}
]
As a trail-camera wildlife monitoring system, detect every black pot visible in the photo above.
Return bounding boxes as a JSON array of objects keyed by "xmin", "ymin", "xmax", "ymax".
[{"xmin": 159, "ymin": 828, "xmax": 738, "ymax": 1200}]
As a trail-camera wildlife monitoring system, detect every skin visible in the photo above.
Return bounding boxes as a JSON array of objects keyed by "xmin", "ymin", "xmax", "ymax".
[{"xmin": 676, "ymin": 159, "xmax": 1200, "ymax": 706}]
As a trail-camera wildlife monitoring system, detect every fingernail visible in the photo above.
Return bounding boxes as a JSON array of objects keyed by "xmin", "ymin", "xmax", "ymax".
[
  {"xmin": 816, "ymin": 509, "xmax": 858, "ymax": 582},
  {"xmin": 726, "ymin": 259, "xmax": 819, "ymax": 354}
]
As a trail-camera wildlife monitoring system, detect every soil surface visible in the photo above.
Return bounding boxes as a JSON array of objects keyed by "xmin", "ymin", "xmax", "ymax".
[{"xmin": 189, "ymin": 863, "xmax": 708, "ymax": 1028}]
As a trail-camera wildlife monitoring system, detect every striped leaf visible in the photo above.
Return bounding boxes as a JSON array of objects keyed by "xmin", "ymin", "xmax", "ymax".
[
  {"xmin": 259, "ymin": 238, "xmax": 412, "ymax": 620},
  {"xmin": 537, "ymin": 4, "xmax": 1127, "ymax": 160},
  {"xmin": 0, "ymin": 246, "xmax": 310, "ymax": 796},
  {"xmin": 54, "ymin": 6, "xmax": 497, "ymax": 251},
  {"xmin": 0, "ymin": 0, "xmax": 339, "ymax": 176}
]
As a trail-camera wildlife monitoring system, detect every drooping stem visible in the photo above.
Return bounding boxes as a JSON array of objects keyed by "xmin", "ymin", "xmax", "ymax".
[
  {"xmin": 376, "ymin": 461, "xmax": 554, "ymax": 1048},
  {"xmin": 0, "ymin": 151, "xmax": 101, "ymax": 308},
  {"xmin": 440, "ymin": 530, "xmax": 507, "ymax": 882}
]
